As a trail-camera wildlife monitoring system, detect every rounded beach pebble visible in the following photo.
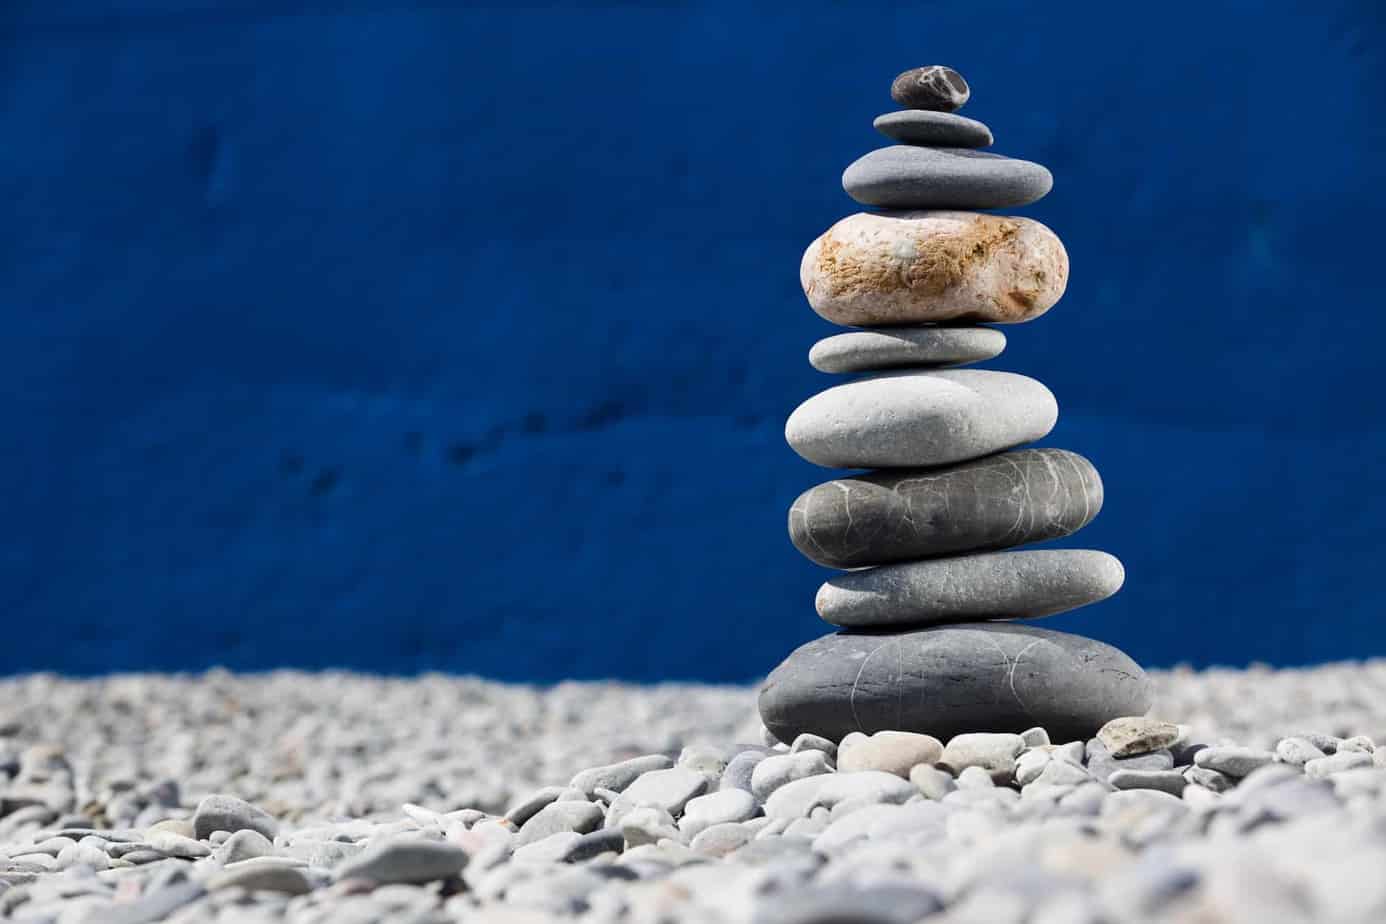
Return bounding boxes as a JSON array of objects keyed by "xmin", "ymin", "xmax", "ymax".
[
  {"xmin": 815, "ymin": 549, "xmax": 1125, "ymax": 627},
  {"xmin": 808, "ymin": 325, "xmax": 1005, "ymax": 373},
  {"xmin": 874, "ymin": 110, "xmax": 993, "ymax": 148},
  {"xmin": 890, "ymin": 65, "xmax": 970, "ymax": 111},
  {"xmin": 843, "ymin": 146, "xmax": 1052, "ymax": 210},
  {"xmin": 784, "ymin": 369, "xmax": 1056, "ymax": 469},
  {"xmin": 788, "ymin": 448, "xmax": 1103, "ymax": 568},
  {"xmin": 800, "ymin": 211, "xmax": 1068, "ymax": 326},
  {"xmin": 758, "ymin": 623, "xmax": 1151, "ymax": 743}
]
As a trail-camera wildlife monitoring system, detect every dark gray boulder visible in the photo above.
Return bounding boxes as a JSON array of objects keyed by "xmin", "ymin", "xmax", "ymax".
[
  {"xmin": 789, "ymin": 448, "xmax": 1103, "ymax": 568},
  {"xmin": 758, "ymin": 623, "xmax": 1150, "ymax": 743}
]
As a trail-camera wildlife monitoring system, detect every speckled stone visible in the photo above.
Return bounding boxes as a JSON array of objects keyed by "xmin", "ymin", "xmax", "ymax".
[
  {"xmin": 815, "ymin": 550, "xmax": 1125, "ymax": 628},
  {"xmin": 844, "ymin": 146, "xmax": 1052, "ymax": 210},
  {"xmin": 808, "ymin": 326, "xmax": 1005, "ymax": 374},
  {"xmin": 873, "ymin": 110, "xmax": 993, "ymax": 148},
  {"xmin": 789, "ymin": 448, "xmax": 1102, "ymax": 568},
  {"xmin": 758, "ymin": 623, "xmax": 1150, "ymax": 743},
  {"xmin": 801, "ymin": 211, "xmax": 1069, "ymax": 326},
  {"xmin": 890, "ymin": 66, "xmax": 970, "ymax": 112},
  {"xmin": 784, "ymin": 370, "xmax": 1056, "ymax": 470}
]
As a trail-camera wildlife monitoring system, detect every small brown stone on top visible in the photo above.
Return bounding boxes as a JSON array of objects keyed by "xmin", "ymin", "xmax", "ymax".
[{"xmin": 890, "ymin": 65, "xmax": 970, "ymax": 112}]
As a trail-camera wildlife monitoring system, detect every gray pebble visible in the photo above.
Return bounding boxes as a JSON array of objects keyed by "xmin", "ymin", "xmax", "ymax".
[
  {"xmin": 679, "ymin": 789, "xmax": 758, "ymax": 838},
  {"xmin": 785, "ymin": 370, "xmax": 1056, "ymax": 470},
  {"xmin": 761, "ymin": 625, "xmax": 1150, "ymax": 744},
  {"xmin": 333, "ymin": 839, "xmax": 468, "ymax": 884},
  {"xmin": 1183, "ymin": 766, "xmax": 1233, "ymax": 793},
  {"xmin": 192, "ymin": 794, "xmax": 278, "ymax": 841},
  {"xmin": 890, "ymin": 65, "xmax": 970, "ymax": 112},
  {"xmin": 719, "ymin": 750, "xmax": 767, "ymax": 796},
  {"xmin": 206, "ymin": 862, "xmax": 312, "ymax": 895},
  {"xmin": 214, "ymin": 829, "xmax": 275, "ymax": 865},
  {"xmin": 750, "ymin": 751, "xmax": 831, "ymax": 801},
  {"xmin": 789, "ymin": 448, "xmax": 1102, "ymax": 569},
  {"xmin": 936, "ymin": 731, "xmax": 1036, "ymax": 786},
  {"xmin": 873, "ymin": 109, "xmax": 993, "ymax": 148},
  {"xmin": 515, "ymin": 800, "xmax": 603, "ymax": 846},
  {"xmin": 1305, "ymin": 751, "xmax": 1374, "ymax": 778},
  {"xmin": 502, "ymin": 785, "xmax": 565, "ymax": 826},
  {"xmin": 788, "ymin": 734, "xmax": 837, "ymax": 759},
  {"xmin": 1275, "ymin": 736, "xmax": 1326, "ymax": 766},
  {"xmin": 688, "ymin": 822, "xmax": 755, "ymax": 857},
  {"xmin": 909, "ymin": 764, "xmax": 957, "ymax": 801},
  {"xmin": 1086, "ymin": 739, "xmax": 1174, "ymax": 780},
  {"xmin": 1194, "ymin": 746, "xmax": 1276, "ymax": 778},
  {"xmin": 843, "ymin": 146, "xmax": 1052, "ymax": 209},
  {"xmin": 568, "ymin": 755, "xmax": 674, "ymax": 796},
  {"xmin": 816, "ymin": 549, "xmax": 1124, "ymax": 627},
  {"xmin": 559, "ymin": 828, "xmax": 624, "ymax": 863},
  {"xmin": 1108, "ymin": 770, "xmax": 1187, "ymax": 796},
  {"xmin": 808, "ymin": 325, "xmax": 1004, "ymax": 375}
]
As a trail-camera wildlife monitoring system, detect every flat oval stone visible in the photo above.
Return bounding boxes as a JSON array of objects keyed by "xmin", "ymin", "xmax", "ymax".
[
  {"xmin": 844, "ymin": 146, "xmax": 1052, "ymax": 209},
  {"xmin": 815, "ymin": 550, "xmax": 1125, "ymax": 628},
  {"xmin": 890, "ymin": 66, "xmax": 970, "ymax": 112},
  {"xmin": 789, "ymin": 448, "xmax": 1102, "ymax": 568},
  {"xmin": 800, "ymin": 211, "xmax": 1068, "ymax": 326},
  {"xmin": 758, "ymin": 624, "xmax": 1151, "ymax": 743},
  {"xmin": 784, "ymin": 370, "xmax": 1056, "ymax": 470},
  {"xmin": 874, "ymin": 111, "xmax": 993, "ymax": 148},
  {"xmin": 809, "ymin": 326, "xmax": 1004, "ymax": 374}
]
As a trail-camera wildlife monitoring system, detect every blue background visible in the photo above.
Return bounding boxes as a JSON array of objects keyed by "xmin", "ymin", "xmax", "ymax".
[{"xmin": 3, "ymin": 1, "xmax": 1384, "ymax": 681}]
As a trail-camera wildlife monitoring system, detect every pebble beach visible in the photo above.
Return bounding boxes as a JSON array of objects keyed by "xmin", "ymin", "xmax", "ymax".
[{"xmin": 1, "ymin": 662, "xmax": 1386, "ymax": 923}]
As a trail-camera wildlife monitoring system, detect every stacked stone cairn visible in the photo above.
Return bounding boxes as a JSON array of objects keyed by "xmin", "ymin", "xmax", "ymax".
[{"xmin": 759, "ymin": 66, "xmax": 1152, "ymax": 745}]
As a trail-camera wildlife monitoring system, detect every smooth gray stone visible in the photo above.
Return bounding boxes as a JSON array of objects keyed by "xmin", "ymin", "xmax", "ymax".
[
  {"xmin": 789, "ymin": 448, "xmax": 1101, "ymax": 567},
  {"xmin": 785, "ymin": 370, "xmax": 1056, "ymax": 470},
  {"xmin": 759, "ymin": 624, "xmax": 1150, "ymax": 744},
  {"xmin": 206, "ymin": 862, "xmax": 313, "ymax": 894},
  {"xmin": 816, "ymin": 550, "xmax": 1125, "ymax": 628},
  {"xmin": 890, "ymin": 65, "xmax": 970, "ymax": 112},
  {"xmin": 809, "ymin": 326, "xmax": 1004, "ymax": 374},
  {"xmin": 1085, "ymin": 739, "xmax": 1174, "ymax": 780},
  {"xmin": 568, "ymin": 755, "xmax": 673, "ymax": 796},
  {"xmin": 101, "ymin": 881, "xmax": 206, "ymax": 924},
  {"xmin": 515, "ymin": 800, "xmax": 604, "ymax": 846},
  {"xmin": 843, "ymin": 146, "xmax": 1052, "ymax": 209},
  {"xmin": 874, "ymin": 110, "xmax": 993, "ymax": 148},
  {"xmin": 333, "ymin": 839, "xmax": 468, "ymax": 884},
  {"xmin": 192, "ymin": 794, "xmax": 278, "ymax": 841},
  {"xmin": 755, "ymin": 882, "xmax": 942, "ymax": 924},
  {"xmin": 560, "ymin": 828, "xmax": 624, "ymax": 862}
]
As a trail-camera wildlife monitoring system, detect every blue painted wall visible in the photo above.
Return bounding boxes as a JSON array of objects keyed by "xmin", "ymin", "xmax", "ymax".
[{"xmin": 2, "ymin": 1, "xmax": 1384, "ymax": 680}]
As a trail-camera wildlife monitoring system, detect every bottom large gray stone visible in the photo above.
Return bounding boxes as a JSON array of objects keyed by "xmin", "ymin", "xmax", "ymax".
[{"xmin": 758, "ymin": 624, "xmax": 1150, "ymax": 743}]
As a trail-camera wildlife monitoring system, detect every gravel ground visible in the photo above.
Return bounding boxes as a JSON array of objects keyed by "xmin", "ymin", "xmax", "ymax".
[{"xmin": 2, "ymin": 662, "xmax": 1386, "ymax": 923}]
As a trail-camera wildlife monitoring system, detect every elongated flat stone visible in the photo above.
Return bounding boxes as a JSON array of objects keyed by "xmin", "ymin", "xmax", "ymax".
[
  {"xmin": 784, "ymin": 370, "xmax": 1056, "ymax": 470},
  {"xmin": 809, "ymin": 326, "xmax": 1005, "ymax": 374},
  {"xmin": 843, "ymin": 146, "xmax": 1052, "ymax": 209},
  {"xmin": 758, "ymin": 624, "xmax": 1150, "ymax": 743},
  {"xmin": 815, "ymin": 550, "xmax": 1125, "ymax": 627},
  {"xmin": 788, "ymin": 448, "xmax": 1102, "ymax": 567},
  {"xmin": 800, "ymin": 211, "xmax": 1068, "ymax": 327},
  {"xmin": 873, "ymin": 110, "xmax": 993, "ymax": 148}
]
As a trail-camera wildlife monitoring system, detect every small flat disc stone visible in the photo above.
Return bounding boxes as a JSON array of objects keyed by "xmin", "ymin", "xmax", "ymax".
[
  {"xmin": 843, "ymin": 146, "xmax": 1052, "ymax": 209},
  {"xmin": 808, "ymin": 326, "xmax": 1005, "ymax": 373},
  {"xmin": 873, "ymin": 110, "xmax": 993, "ymax": 148}
]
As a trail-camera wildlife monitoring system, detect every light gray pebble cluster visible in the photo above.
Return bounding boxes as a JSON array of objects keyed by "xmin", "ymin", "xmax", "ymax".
[{"xmin": 2, "ymin": 664, "xmax": 1386, "ymax": 922}]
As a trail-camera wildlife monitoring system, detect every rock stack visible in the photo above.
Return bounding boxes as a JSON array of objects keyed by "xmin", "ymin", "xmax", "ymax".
[{"xmin": 759, "ymin": 66, "xmax": 1151, "ymax": 744}]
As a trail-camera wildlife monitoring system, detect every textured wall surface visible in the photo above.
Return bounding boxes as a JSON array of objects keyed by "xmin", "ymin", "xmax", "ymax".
[{"xmin": 3, "ymin": 1, "xmax": 1384, "ymax": 680}]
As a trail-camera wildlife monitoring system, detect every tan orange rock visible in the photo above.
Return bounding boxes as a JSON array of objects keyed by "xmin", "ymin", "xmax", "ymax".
[{"xmin": 799, "ymin": 210, "xmax": 1068, "ymax": 326}]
